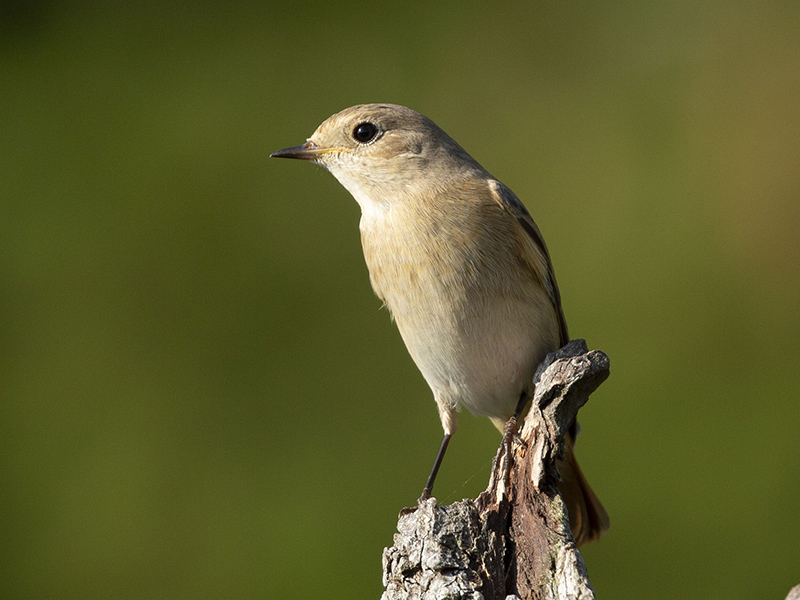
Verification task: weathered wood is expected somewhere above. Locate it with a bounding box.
[381,340,609,600]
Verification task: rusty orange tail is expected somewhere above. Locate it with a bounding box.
[557,433,610,546]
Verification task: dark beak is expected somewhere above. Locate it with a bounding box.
[270,141,325,160]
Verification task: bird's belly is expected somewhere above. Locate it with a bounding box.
[392,293,555,421]
[360,206,560,422]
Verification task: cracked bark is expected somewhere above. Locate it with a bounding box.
[381,339,609,600]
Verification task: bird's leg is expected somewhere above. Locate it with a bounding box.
[419,433,452,501]
[495,391,531,496]
[399,432,452,516]
[506,390,531,442]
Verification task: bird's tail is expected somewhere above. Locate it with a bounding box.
[557,433,610,546]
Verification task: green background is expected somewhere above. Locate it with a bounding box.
[2,1,799,598]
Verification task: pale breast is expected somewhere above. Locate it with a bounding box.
[359,190,561,421]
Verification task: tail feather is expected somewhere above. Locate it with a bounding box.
[557,433,610,546]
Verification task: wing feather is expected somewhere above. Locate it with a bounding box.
[488,180,569,346]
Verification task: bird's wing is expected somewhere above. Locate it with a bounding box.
[488,179,569,346]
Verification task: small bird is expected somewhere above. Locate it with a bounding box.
[271,104,609,545]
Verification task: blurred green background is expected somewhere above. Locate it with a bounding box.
[2,1,799,598]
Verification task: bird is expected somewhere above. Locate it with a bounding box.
[271,103,609,545]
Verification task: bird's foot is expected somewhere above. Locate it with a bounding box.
[486,414,525,503]
[399,489,434,516]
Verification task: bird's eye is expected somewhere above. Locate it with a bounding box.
[353,122,379,144]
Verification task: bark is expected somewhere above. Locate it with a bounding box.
[381,339,609,600]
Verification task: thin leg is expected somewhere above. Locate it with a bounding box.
[420,433,452,500]
[502,390,531,445]
[497,390,531,495]
[513,389,530,421]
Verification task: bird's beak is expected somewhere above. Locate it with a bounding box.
[270,141,329,160]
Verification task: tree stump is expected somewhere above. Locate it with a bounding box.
[381,339,609,600]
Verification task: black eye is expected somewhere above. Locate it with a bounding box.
[353,122,379,143]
